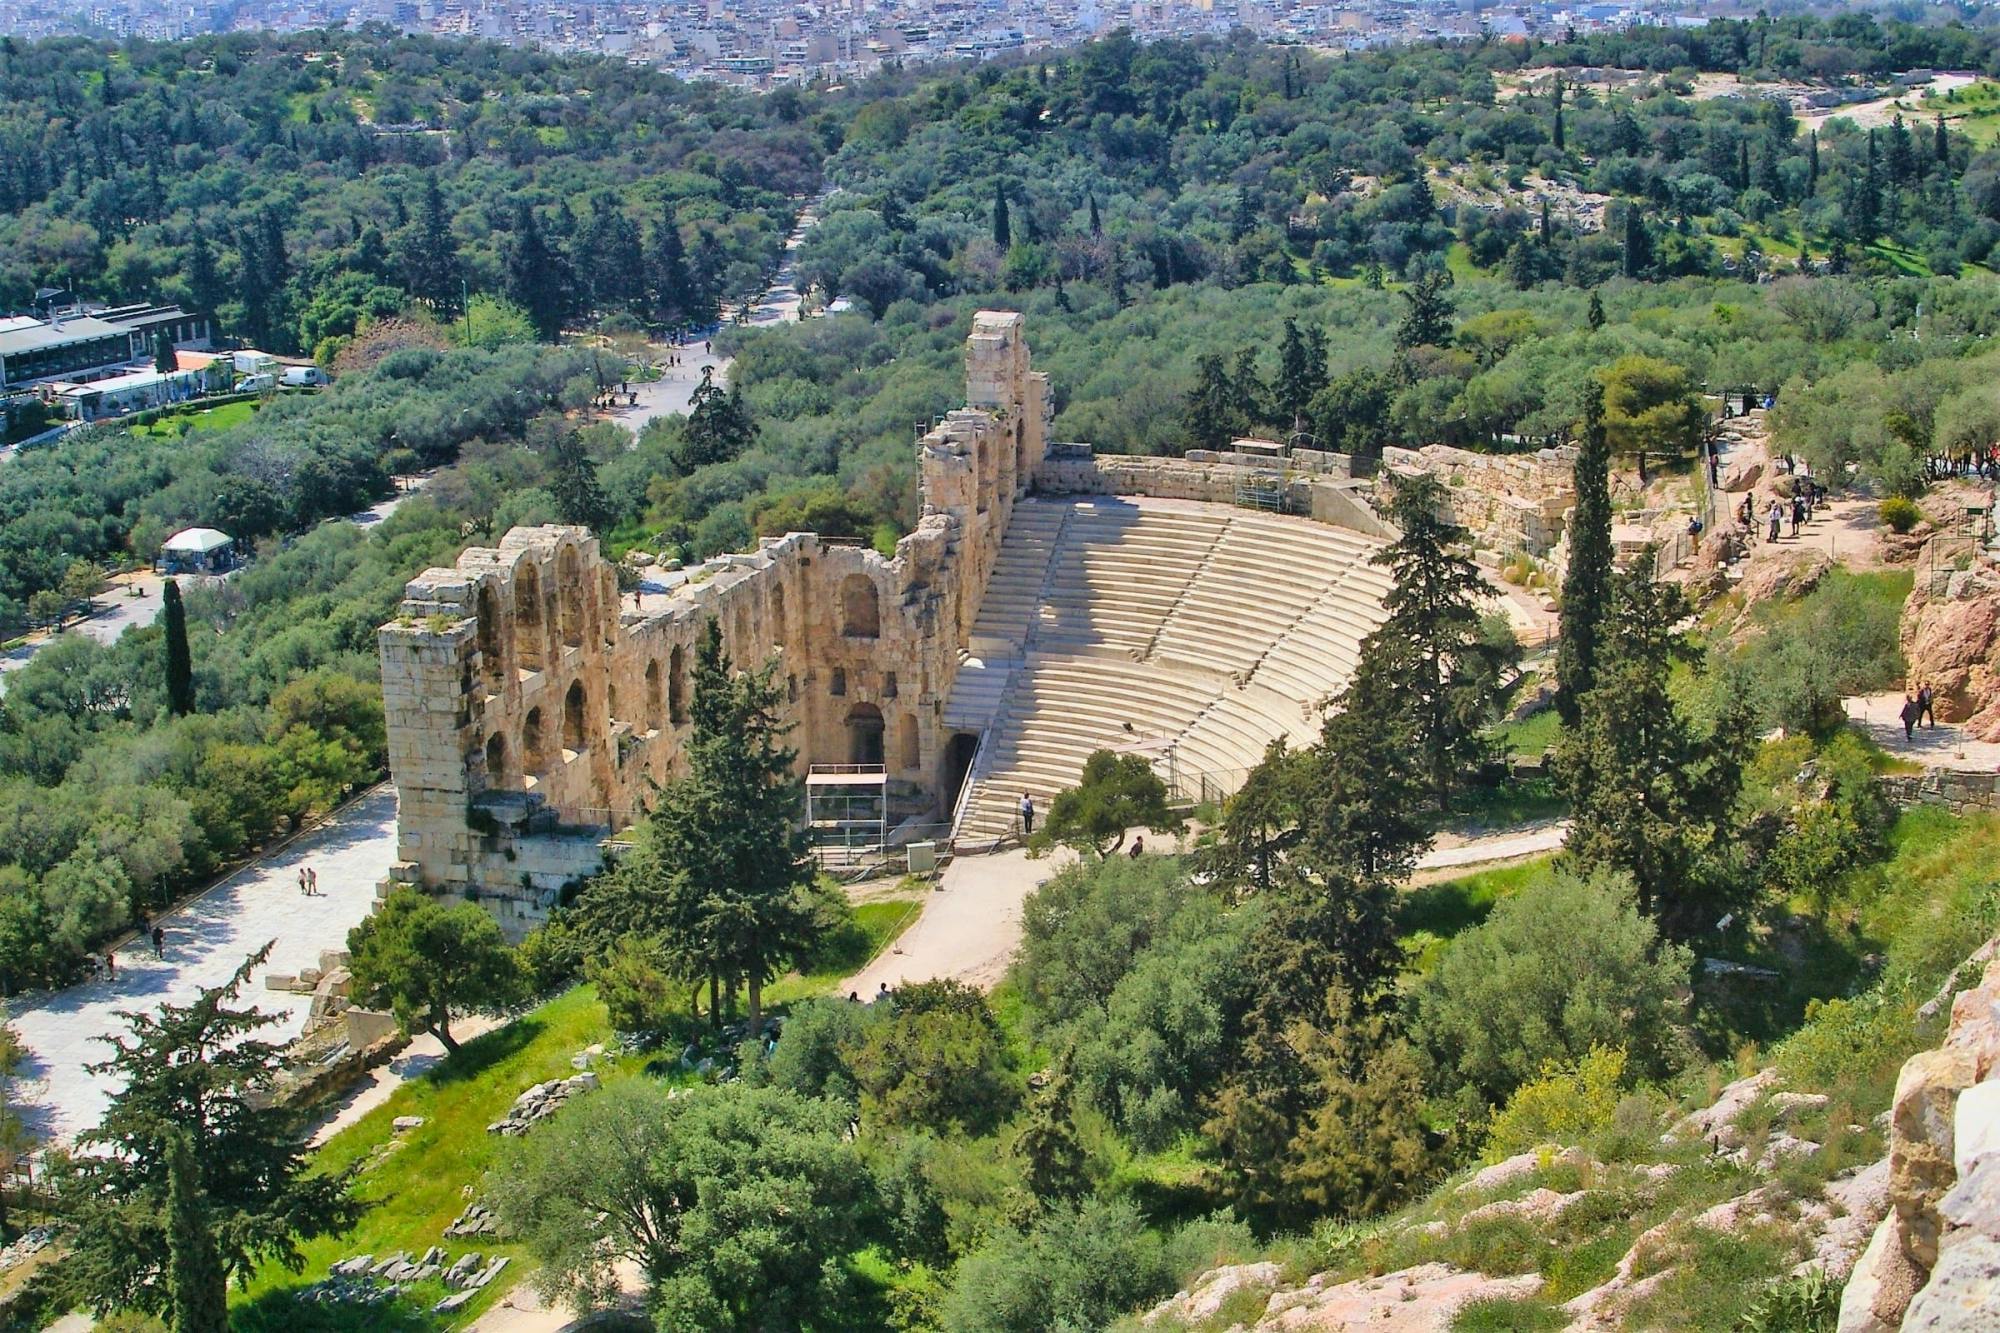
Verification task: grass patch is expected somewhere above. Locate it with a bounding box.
[236,986,622,1323]
[1399,856,1553,942]
[1451,1294,1567,1332]
[764,896,922,1007]
[127,399,260,438]
[1445,775,1567,829]
[1488,706,1561,757]
[1622,1219,1798,1331]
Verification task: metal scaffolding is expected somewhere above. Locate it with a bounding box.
[804,764,888,868]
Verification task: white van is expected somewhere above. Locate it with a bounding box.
[282,366,330,388]
[236,373,277,393]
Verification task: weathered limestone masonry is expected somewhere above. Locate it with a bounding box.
[1381,442,1576,558]
[1034,443,1396,541]
[378,312,1049,931]
[1880,770,2000,817]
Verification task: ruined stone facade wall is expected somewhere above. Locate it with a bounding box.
[378,312,1050,929]
[1381,442,1576,557]
[1033,447,1396,541]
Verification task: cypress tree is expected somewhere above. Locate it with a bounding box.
[1087,192,1102,236]
[505,201,569,342]
[163,578,193,717]
[1552,78,1566,152]
[183,227,219,316]
[992,181,1011,250]
[1936,114,1951,170]
[165,1133,228,1333]
[1555,387,1613,728]
[1587,288,1606,331]
[153,331,176,374]
[1807,131,1820,196]
[646,201,693,330]
[1183,352,1237,450]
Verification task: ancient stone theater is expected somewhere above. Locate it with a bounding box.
[379,312,1406,930]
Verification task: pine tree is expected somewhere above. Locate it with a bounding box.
[182,227,219,316]
[992,181,1011,250]
[1559,567,1751,933]
[1369,473,1516,807]
[163,578,193,717]
[547,433,615,532]
[399,174,462,316]
[1274,318,1326,429]
[165,1133,227,1333]
[1394,268,1455,351]
[676,367,756,472]
[505,201,569,342]
[1010,1045,1089,1220]
[656,621,817,1039]
[1555,387,1612,728]
[52,949,360,1316]
[1182,352,1237,450]
[1587,288,1606,331]
[646,201,693,330]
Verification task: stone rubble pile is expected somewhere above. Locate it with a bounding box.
[445,1200,503,1238]
[486,1070,598,1135]
[0,1227,52,1272]
[319,1246,510,1315]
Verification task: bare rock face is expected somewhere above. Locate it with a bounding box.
[1141,1262,1284,1326]
[1901,1233,2000,1331]
[1256,1264,1542,1331]
[1899,564,2000,734]
[1736,548,1835,609]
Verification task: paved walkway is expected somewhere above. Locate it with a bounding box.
[0,570,163,693]
[1847,692,2000,770]
[1420,820,1569,871]
[8,785,401,1146]
[843,845,1078,996]
[605,195,829,440]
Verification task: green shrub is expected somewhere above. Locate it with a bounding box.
[1485,1046,1629,1159]
[1879,495,1920,534]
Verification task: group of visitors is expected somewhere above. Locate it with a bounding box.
[1901,685,1939,740]
[297,865,322,896]
[1735,479,1823,547]
[1926,449,2000,482]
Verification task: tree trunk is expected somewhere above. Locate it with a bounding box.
[709,971,720,1029]
[747,972,763,1049]
[433,1002,459,1055]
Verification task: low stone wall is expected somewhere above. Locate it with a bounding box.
[1033,446,1395,541]
[1880,770,2000,816]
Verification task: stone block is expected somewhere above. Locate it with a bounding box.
[1956,1082,2000,1179]
[1902,1232,2000,1332]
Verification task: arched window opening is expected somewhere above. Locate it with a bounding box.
[523,707,548,775]
[898,713,920,770]
[563,679,587,754]
[477,583,502,679]
[841,574,879,639]
[557,545,584,648]
[846,703,885,766]
[514,563,544,672]
[669,645,688,724]
[484,731,508,786]
[645,660,664,731]
[830,667,846,698]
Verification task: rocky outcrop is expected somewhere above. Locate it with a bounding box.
[487,1071,599,1135]
[1736,548,1834,611]
[1839,954,2000,1332]
[1899,559,2000,736]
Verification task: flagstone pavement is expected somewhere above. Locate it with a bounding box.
[8,784,401,1146]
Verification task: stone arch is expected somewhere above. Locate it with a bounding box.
[557,544,584,648]
[645,660,664,731]
[669,645,688,724]
[514,560,544,672]
[485,731,509,785]
[897,712,920,771]
[841,574,879,639]
[563,678,588,754]
[523,706,548,775]
[476,582,502,679]
[845,702,885,766]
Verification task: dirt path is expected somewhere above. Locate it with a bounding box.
[1847,692,2000,770]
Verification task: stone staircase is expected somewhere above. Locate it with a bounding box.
[943,497,1394,849]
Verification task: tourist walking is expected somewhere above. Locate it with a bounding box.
[151,925,165,958]
[308,866,320,895]
[1767,500,1783,544]
[298,867,309,896]
[1790,494,1804,537]
[1919,684,1936,729]
[1901,694,1921,741]
[103,949,115,981]
[1018,793,1035,838]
